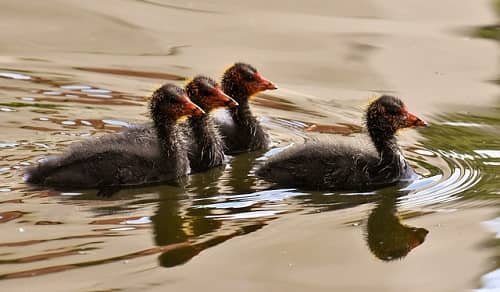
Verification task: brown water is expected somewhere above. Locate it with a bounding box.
[0,1,499,291]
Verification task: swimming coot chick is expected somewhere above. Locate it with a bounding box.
[185,75,238,172]
[25,84,204,192]
[215,62,277,155]
[256,95,427,191]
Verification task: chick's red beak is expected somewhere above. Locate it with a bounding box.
[403,108,427,128]
[213,86,238,108]
[255,72,277,91]
[182,96,205,116]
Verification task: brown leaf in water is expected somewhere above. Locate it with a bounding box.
[0,211,26,223]
[89,216,142,225]
[21,126,60,132]
[254,93,323,117]
[306,123,362,135]
[35,221,63,225]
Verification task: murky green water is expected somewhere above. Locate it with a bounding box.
[0,1,499,291]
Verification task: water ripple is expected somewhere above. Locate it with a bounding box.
[188,145,486,220]
[399,148,483,209]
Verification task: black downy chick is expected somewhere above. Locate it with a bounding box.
[25,84,204,195]
[256,96,427,191]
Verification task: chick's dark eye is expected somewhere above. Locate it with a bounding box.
[243,73,255,82]
[199,86,213,96]
[386,106,401,116]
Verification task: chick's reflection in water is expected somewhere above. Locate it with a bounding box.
[152,184,222,267]
[366,194,429,261]
[151,169,267,268]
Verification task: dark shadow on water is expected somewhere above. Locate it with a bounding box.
[365,189,429,261]
[220,151,268,194]
[43,145,435,268]
[150,173,432,267]
[152,152,270,267]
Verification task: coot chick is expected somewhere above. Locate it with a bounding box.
[216,62,277,154]
[185,76,238,172]
[25,84,204,192]
[256,95,427,191]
